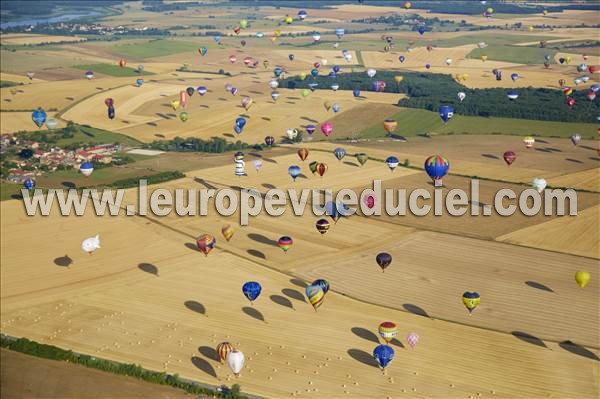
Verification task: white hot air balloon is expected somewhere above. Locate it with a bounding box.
[271,91,280,101]
[321,59,328,66]
[227,350,245,376]
[366,68,377,78]
[445,58,453,66]
[457,92,466,102]
[253,159,263,173]
[478,42,487,48]
[82,234,101,254]
[532,178,547,193]
[286,128,299,141]
[312,32,321,42]
[268,79,279,89]
[331,84,339,91]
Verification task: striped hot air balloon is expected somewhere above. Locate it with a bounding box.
[196,234,216,256]
[315,219,330,235]
[523,136,535,148]
[316,162,328,177]
[221,224,235,242]
[306,284,325,311]
[216,342,234,363]
[378,322,398,344]
[278,236,293,253]
[312,278,330,294]
[298,148,309,161]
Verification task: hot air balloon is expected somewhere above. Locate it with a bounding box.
[507,90,519,100]
[316,162,328,177]
[417,25,427,35]
[119,58,126,68]
[197,86,207,96]
[399,55,406,63]
[462,291,480,314]
[331,83,339,91]
[278,236,293,253]
[45,118,58,130]
[108,106,115,120]
[196,234,216,256]
[532,178,547,193]
[321,122,333,137]
[315,219,330,235]
[242,281,262,303]
[353,88,361,97]
[373,345,394,370]
[180,90,188,108]
[457,92,466,102]
[288,165,301,181]
[373,80,386,92]
[293,148,308,162]
[284,15,293,24]
[31,108,47,128]
[334,147,346,161]
[265,136,275,147]
[511,73,519,82]
[286,128,299,141]
[480,55,488,62]
[309,161,318,174]
[305,284,324,311]
[222,224,235,241]
[503,151,516,166]
[312,32,321,42]
[23,178,36,191]
[425,63,431,70]
[376,252,392,272]
[383,120,398,134]
[136,78,144,87]
[179,111,188,122]
[85,70,94,79]
[424,154,449,186]
[105,98,114,108]
[186,87,195,97]
[587,91,597,101]
[575,271,590,288]
[239,19,248,29]
[270,91,280,102]
[230,87,239,96]
[240,40,246,47]
[378,322,398,344]
[306,125,316,135]
[79,161,94,177]
[26,71,35,80]
[566,96,576,109]
[356,153,368,166]
[241,97,253,111]
[332,103,340,113]
[253,159,262,173]
[562,87,573,96]
[227,350,245,376]
[82,234,100,254]
[406,332,419,349]
[385,156,399,172]
[426,45,433,52]
[570,134,581,146]
[439,105,454,123]
[217,342,234,363]
[404,1,412,9]
[198,47,208,56]
[301,89,310,97]
[523,136,535,148]
[366,68,377,78]
[171,100,180,110]
[298,10,307,20]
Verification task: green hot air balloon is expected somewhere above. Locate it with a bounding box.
[179,111,189,122]
[356,153,368,166]
[309,161,318,174]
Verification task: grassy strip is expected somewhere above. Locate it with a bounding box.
[0,334,250,399]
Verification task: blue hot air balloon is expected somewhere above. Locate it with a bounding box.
[385,156,399,172]
[510,73,519,82]
[438,105,454,123]
[80,161,94,177]
[213,35,221,44]
[332,103,340,113]
[333,65,341,73]
[334,147,346,161]
[197,86,207,95]
[311,68,319,78]
[136,78,144,87]
[353,88,361,97]
[335,28,345,39]
[235,117,247,129]
[242,281,262,303]
[108,106,115,120]
[399,55,406,63]
[507,90,519,100]
[288,165,301,181]
[373,345,394,370]
[417,25,427,35]
[312,279,330,294]
[298,10,307,20]
[424,154,449,186]
[23,178,36,191]
[85,70,94,79]
[31,108,47,128]
[274,67,284,77]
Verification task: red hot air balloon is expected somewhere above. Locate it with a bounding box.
[196,234,216,256]
[316,162,328,177]
[503,151,516,166]
[566,96,576,109]
[119,59,126,68]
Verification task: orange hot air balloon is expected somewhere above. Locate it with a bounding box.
[298,148,309,161]
[383,120,398,134]
[221,224,235,242]
[119,59,126,68]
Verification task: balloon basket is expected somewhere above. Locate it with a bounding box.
[434,180,443,187]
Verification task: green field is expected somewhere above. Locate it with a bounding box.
[359,108,598,138]
[111,38,203,59]
[0,80,19,88]
[72,63,153,77]
[468,44,557,64]
[16,124,142,148]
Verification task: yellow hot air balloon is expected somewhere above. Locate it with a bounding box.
[575,271,590,288]
[284,16,293,24]
[239,19,248,29]
[462,291,480,315]
[394,75,403,84]
[301,89,310,97]
[271,37,277,43]
[171,100,180,110]
[299,72,307,81]
[404,2,412,9]
[221,224,235,242]
[565,56,572,64]
[528,26,534,32]
[274,29,281,37]
[543,10,548,16]
[481,55,488,62]
[306,285,324,311]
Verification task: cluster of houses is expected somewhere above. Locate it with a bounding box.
[16,22,151,36]
[1,135,120,183]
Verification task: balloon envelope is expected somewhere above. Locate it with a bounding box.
[376,252,392,272]
[373,345,394,369]
[288,165,301,181]
[196,234,216,256]
[227,350,245,376]
[242,281,262,302]
[424,154,449,181]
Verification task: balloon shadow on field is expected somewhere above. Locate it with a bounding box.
[481,153,500,160]
[282,288,305,303]
[185,300,206,315]
[11,193,23,200]
[242,306,266,322]
[347,349,379,368]
[184,242,200,252]
[262,183,276,189]
[199,346,218,361]
[535,148,553,153]
[565,158,584,164]
[580,145,595,151]
[249,152,263,158]
[138,263,158,276]
[54,255,73,268]
[390,338,404,348]
[512,331,547,348]
[559,340,599,361]
[590,157,600,161]
[247,249,266,259]
[343,161,359,167]
[247,233,277,246]
[262,157,277,164]
[402,303,429,318]
[351,327,380,344]
[535,139,549,144]
[223,133,235,138]
[191,356,217,377]
[194,178,216,190]
[61,181,76,189]
[270,295,294,310]
[300,116,319,123]
[525,281,553,292]
[289,278,308,288]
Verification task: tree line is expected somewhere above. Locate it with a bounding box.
[144,137,260,153]
[280,71,599,123]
